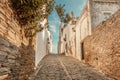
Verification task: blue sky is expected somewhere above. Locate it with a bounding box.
[48,0,87,53]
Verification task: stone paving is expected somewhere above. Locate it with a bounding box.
[34,54,114,80]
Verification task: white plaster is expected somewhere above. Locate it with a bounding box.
[35,28,52,67]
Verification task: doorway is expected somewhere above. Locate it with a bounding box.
[81,42,84,60]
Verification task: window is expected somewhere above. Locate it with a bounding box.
[103,12,111,21]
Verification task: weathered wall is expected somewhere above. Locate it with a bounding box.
[0,0,29,46]
[19,42,35,80]
[59,19,76,57]
[0,0,35,80]
[0,38,35,80]
[35,28,52,67]
[60,25,69,54]
[90,0,119,29]
[66,21,76,57]
[84,10,120,79]
[0,38,20,80]
[75,1,91,60]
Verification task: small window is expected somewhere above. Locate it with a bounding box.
[104,12,111,20]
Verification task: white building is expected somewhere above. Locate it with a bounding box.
[35,18,52,67]
[59,0,119,60]
[35,28,52,66]
[59,16,77,58]
[75,0,119,60]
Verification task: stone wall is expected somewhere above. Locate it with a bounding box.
[19,42,35,80]
[0,0,29,47]
[0,0,35,80]
[0,38,35,80]
[0,38,20,80]
[84,10,120,79]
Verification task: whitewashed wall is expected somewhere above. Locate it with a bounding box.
[59,20,76,57]
[90,0,119,29]
[75,1,91,60]
[36,30,45,66]
[35,28,52,66]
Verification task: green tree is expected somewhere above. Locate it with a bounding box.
[55,4,72,24]
[10,0,55,37]
[55,4,65,23]
[64,13,71,24]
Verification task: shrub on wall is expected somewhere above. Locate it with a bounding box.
[9,0,54,37]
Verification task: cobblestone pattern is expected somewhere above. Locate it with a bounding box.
[34,54,114,80]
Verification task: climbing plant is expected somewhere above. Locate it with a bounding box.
[9,0,55,37]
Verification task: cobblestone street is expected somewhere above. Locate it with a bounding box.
[34,54,113,80]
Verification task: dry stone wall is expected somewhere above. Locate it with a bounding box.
[0,0,35,80]
[0,0,28,46]
[84,10,120,79]
[0,38,20,80]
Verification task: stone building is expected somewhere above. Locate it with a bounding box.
[84,9,120,80]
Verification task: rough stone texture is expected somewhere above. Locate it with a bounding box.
[84,10,120,79]
[0,1,35,80]
[19,43,35,80]
[0,37,20,80]
[0,37,35,80]
[0,0,29,46]
[34,54,114,80]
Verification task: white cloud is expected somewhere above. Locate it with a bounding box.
[49,17,61,25]
[49,25,56,33]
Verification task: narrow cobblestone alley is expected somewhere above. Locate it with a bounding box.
[34,54,114,80]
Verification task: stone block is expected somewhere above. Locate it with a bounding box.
[7,55,16,59]
[0,37,9,46]
[8,59,15,64]
[0,51,7,61]
[0,68,10,75]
